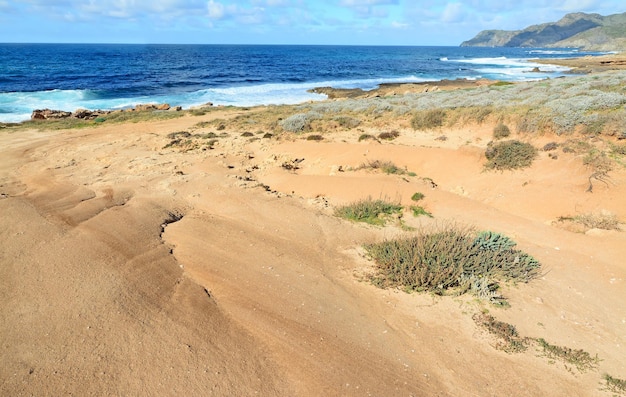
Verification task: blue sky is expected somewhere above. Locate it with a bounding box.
[0,1,623,45]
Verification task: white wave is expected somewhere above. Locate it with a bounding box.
[0,76,437,122]
[526,49,580,55]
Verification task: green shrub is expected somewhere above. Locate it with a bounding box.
[411,192,425,201]
[493,123,511,139]
[411,109,446,130]
[410,206,432,218]
[485,140,538,170]
[334,198,403,226]
[365,224,540,299]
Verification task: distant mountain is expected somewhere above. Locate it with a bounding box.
[461,12,626,51]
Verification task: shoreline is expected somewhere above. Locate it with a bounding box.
[2,51,625,396]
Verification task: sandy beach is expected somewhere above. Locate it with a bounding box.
[1,57,626,396]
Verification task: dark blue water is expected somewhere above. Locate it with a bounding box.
[0,44,607,122]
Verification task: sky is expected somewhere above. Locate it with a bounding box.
[0,1,624,46]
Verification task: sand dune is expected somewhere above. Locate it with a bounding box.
[1,88,625,396]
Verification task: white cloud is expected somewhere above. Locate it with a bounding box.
[391,20,409,29]
[441,3,466,23]
[207,0,225,19]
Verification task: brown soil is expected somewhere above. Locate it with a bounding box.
[1,76,625,396]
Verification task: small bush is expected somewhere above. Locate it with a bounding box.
[335,116,361,128]
[166,131,192,139]
[306,134,324,141]
[411,192,425,202]
[571,212,620,230]
[378,131,400,140]
[485,140,538,170]
[358,134,378,142]
[360,160,406,175]
[543,142,558,151]
[280,113,309,133]
[334,198,403,226]
[365,224,540,298]
[410,206,432,218]
[411,109,446,130]
[241,131,254,137]
[493,123,511,139]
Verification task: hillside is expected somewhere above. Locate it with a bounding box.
[461,11,626,51]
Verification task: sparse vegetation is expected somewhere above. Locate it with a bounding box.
[378,130,400,140]
[410,205,432,218]
[485,140,538,170]
[603,374,626,395]
[358,134,378,142]
[493,123,511,139]
[306,134,324,141]
[334,116,361,128]
[411,109,446,130]
[365,224,540,301]
[558,212,621,231]
[358,160,407,175]
[411,192,425,201]
[536,338,600,373]
[334,198,403,226]
[473,313,530,353]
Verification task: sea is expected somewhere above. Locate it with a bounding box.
[0,44,611,123]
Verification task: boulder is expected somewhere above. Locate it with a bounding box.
[31,109,72,120]
[73,109,94,119]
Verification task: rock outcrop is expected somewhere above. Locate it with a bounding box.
[30,103,179,121]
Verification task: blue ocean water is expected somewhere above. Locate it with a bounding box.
[0,44,608,123]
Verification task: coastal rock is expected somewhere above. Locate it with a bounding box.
[134,103,171,111]
[31,109,72,120]
[134,104,157,111]
[73,109,95,119]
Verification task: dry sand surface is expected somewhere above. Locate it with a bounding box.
[2,78,626,396]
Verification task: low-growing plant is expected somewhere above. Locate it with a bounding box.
[365,224,540,299]
[561,212,621,231]
[493,123,511,139]
[473,313,530,353]
[411,192,425,201]
[334,198,403,226]
[535,338,599,373]
[411,109,446,130]
[484,140,538,170]
[241,131,254,137]
[306,134,324,141]
[410,205,432,218]
[359,160,406,175]
[603,374,626,395]
[543,142,558,151]
[358,134,378,142]
[378,131,400,140]
[334,116,361,128]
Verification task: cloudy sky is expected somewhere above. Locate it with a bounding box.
[0,0,623,45]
